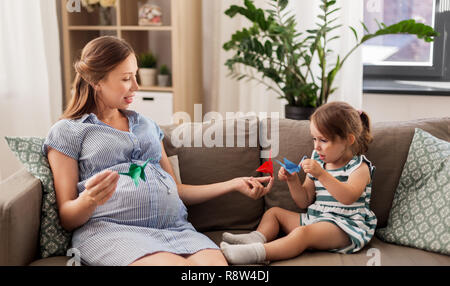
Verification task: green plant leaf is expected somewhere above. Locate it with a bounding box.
[278,0,288,11]
[349,26,358,42]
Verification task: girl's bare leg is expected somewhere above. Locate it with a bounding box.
[264,221,351,261]
[256,207,301,242]
[221,221,351,264]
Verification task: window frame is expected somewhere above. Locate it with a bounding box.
[363,0,450,81]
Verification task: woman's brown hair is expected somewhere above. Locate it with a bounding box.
[61,36,135,120]
[310,101,373,155]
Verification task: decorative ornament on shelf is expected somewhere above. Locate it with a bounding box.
[138,1,163,26]
[81,0,116,25]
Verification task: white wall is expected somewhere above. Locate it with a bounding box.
[362,93,450,123]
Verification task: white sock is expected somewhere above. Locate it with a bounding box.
[220,242,266,265]
[222,231,267,245]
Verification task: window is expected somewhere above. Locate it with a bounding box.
[362,0,450,81]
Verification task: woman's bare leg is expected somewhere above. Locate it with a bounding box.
[264,221,351,261]
[185,249,228,266]
[129,252,194,266]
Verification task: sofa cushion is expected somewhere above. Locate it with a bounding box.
[161,117,264,231]
[4,136,71,259]
[367,118,450,227]
[376,128,449,255]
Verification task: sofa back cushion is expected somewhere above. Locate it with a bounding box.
[262,117,450,228]
[161,117,264,231]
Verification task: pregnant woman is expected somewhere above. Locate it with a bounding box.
[44,36,273,266]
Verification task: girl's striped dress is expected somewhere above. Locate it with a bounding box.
[301,150,378,254]
[43,110,218,266]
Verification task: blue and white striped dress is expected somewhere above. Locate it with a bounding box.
[300,150,378,254]
[42,110,218,266]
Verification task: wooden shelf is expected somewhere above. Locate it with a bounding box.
[120,26,172,31]
[139,86,174,92]
[68,26,173,31]
[68,25,118,30]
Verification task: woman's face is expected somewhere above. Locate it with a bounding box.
[97,53,139,110]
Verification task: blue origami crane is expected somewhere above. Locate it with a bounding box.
[275,155,308,174]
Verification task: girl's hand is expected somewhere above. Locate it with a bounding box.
[82,170,119,206]
[278,167,297,182]
[233,176,274,200]
[301,159,325,179]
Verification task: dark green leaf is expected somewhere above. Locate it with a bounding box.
[278,0,288,11]
[349,26,358,42]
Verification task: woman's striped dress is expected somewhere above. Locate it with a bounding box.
[43,110,218,266]
[300,150,378,254]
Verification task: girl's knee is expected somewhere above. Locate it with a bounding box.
[265,206,282,217]
[289,226,310,239]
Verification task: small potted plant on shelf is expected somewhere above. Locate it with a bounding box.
[223,0,439,120]
[157,64,171,87]
[138,51,157,86]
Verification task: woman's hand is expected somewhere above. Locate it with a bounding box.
[81,170,119,206]
[278,167,298,182]
[232,176,274,200]
[301,159,325,179]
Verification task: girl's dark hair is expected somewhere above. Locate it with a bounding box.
[310,101,373,155]
[61,36,135,120]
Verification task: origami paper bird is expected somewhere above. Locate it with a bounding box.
[256,149,274,177]
[119,158,151,186]
[276,155,308,174]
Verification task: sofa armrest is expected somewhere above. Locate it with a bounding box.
[0,168,42,266]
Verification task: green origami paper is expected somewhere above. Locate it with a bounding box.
[119,158,151,186]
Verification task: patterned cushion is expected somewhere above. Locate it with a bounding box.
[5,136,71,258]
[376,128,450,255]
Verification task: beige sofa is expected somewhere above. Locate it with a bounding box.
[1,117,449,266]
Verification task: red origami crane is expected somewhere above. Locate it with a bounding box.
[256,149,273,177]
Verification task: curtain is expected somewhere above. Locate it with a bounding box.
[202,0,364,116]
[0,0,62,180]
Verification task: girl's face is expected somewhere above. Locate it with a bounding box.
[96,53,139,111]
[310,120,354,164]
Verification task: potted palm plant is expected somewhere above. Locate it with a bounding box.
[223,0,439,119]
[138,51,157,86]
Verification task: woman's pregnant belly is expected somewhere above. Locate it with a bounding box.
[87,163,186,228]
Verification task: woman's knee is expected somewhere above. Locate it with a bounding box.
[129,252,192,266]
[187,249,228,266]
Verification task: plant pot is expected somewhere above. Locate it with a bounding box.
[285,105,316,120]
[138,68,157,86]
[157,75,170,87]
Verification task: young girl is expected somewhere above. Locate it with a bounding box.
[220,101,377,264]
[44,36,273,266]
